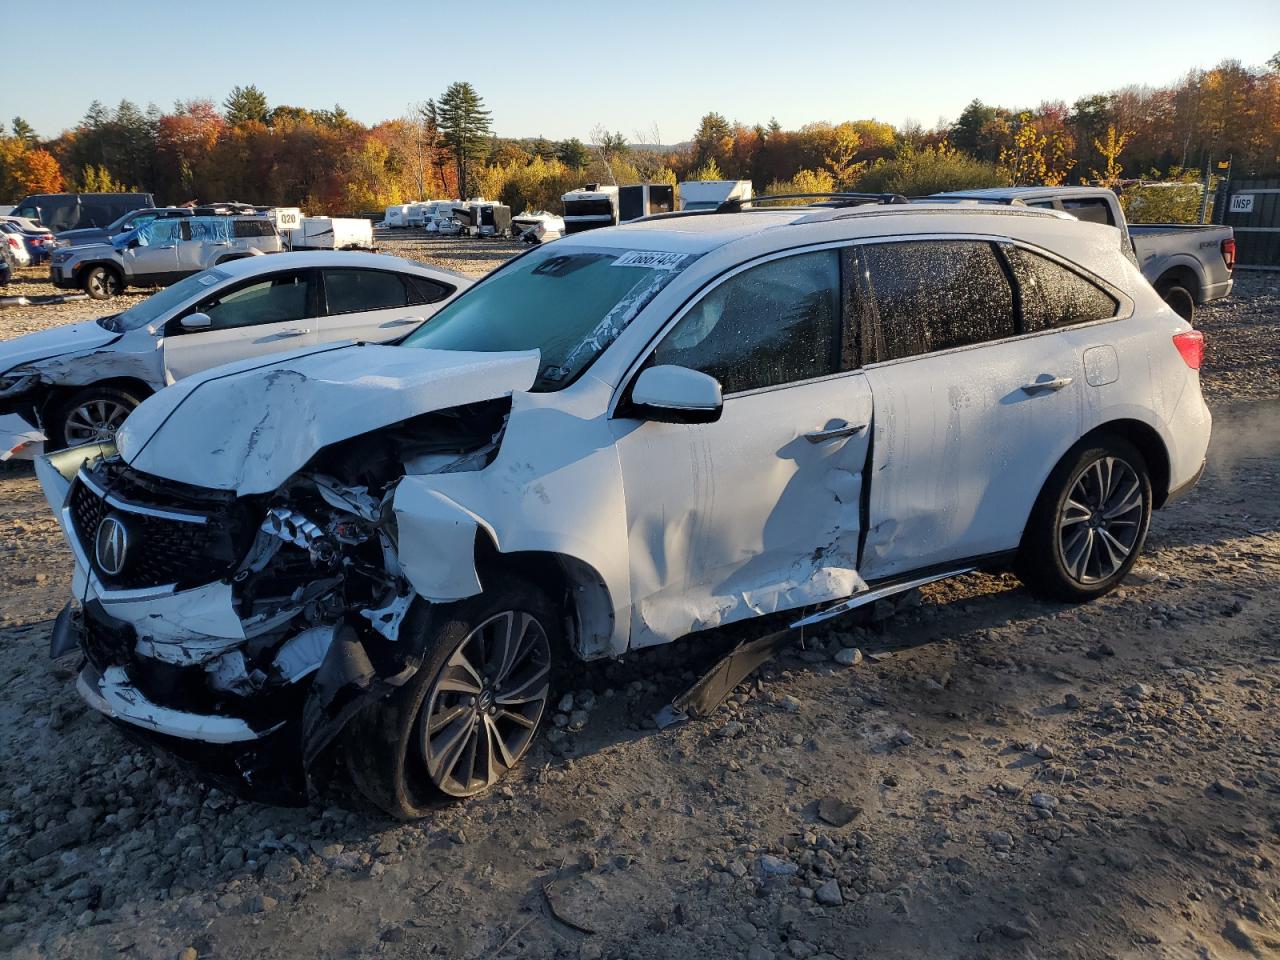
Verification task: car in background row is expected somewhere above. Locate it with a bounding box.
[937,186,1234,321]
[0,251,469,448]
[0,219,56,264]
[10,192,156,234]
[49,215,283,299]
[0,224,32,267]
[55,207,196,248]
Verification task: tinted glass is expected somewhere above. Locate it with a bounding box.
[402,244,693,391]
[196,272,310,330]
[859,240,1015,362]
[653,250,841,395]
[1007,246,1119,331]
[1061,198,1114,226]
[105,268,232,331]
[324,269,408,314]
[406,275,450,305]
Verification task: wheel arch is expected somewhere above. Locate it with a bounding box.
[473,532,617,662]
[73,259,124,285]
[38,376,155,425]
[1153,262,1202,303]
[1078,419,1172,508]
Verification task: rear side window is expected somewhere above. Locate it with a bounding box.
[1060,197,1115,226]
[1006,246,1118,331]
[652,250,841,395]
[232,219,275,238]
[324,269,410,315]
[858,240,1016,363]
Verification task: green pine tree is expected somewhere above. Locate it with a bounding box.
[437,82,492,196]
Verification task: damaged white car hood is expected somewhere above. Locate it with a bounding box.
[116,343,541,494]
[0,320,119,373]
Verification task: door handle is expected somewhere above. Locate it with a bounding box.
[154,245,175,250]
[1020,376,1074,394]
[271,328,310,338]
[805,420,867,444]
[380,317,423,328]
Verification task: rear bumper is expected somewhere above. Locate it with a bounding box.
[1201,277,1233,302]
[1162,457,1206,507]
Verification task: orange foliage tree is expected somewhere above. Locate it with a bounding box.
[16,149,63,193]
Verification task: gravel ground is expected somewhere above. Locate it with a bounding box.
[0,246,1277,960]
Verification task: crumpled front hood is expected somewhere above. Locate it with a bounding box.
[0,321,120,374]
[117,343,541,495]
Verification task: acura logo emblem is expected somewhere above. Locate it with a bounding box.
[94,515,130,576]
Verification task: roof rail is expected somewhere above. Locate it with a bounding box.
[716,192,908,213]
[910,195,1026,206]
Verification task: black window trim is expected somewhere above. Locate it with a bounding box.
[318,267,454,318]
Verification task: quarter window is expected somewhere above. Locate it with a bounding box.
[1006,246,1118,330]
[858,240,1016,363]
[1060,197,1115,226]
[652,250,841,395]
[194,271,310,330]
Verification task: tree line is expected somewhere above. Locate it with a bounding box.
[1,55,1277,218]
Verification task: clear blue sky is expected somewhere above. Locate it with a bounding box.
[4,0,1277,141]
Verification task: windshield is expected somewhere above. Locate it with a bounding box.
[400,244,696,390]
[99,268,231,332]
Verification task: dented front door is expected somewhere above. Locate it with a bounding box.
[611,248,872,648]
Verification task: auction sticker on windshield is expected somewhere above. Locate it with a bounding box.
[611,251,688,270]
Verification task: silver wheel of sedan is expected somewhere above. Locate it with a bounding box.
[1057,456,1144,584]
[63,398,132,445]
[419,610,551,797]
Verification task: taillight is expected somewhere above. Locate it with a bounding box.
[1173,330,1204,370]
[6,237,18,249]
[1220,237,1236,271]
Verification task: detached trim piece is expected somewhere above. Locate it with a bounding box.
[789,566,977,629]
[78,664,280,744]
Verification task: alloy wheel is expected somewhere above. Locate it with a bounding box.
[87,270,119,298]
[418,610,551,797]
[1057,456,1144,584]
[64,399,131,445]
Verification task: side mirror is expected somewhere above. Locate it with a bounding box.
[629,365,723,424]
[180,312,212,330]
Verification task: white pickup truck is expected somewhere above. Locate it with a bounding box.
[937,187,1235,320]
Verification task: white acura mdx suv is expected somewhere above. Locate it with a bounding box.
[38,196,1211,817]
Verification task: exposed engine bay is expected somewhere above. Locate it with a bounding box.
[52,398,512,798]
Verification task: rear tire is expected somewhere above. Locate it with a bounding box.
[343,579,556,819]
[1158,282,1195,322]
[1016,436,1152,603]
[48,385,144,450]
[82,265,123,300]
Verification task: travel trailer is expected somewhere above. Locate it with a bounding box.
[678,179,753,211]
[287,217,375,251]
[562,185,619,234]
[619,184,676,222]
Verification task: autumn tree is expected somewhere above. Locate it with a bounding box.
[224,85,270,125]
[1089,124,1129,188]
[16,149,63,193]
[437,82,491,196]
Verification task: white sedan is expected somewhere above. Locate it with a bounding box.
[0,251,471,450]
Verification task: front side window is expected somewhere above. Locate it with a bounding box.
[324,269,409,315]
[105,268,231,331]
[401,245,695,390]
[194,271,310,331]
[858,240,1016,363]
[1006,246,1119,331]
[652,250,842,395]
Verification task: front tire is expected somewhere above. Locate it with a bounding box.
[344,580,556,819]
[49,385,144,449]
[82,265,123,300]
[1016,436,1152,602]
